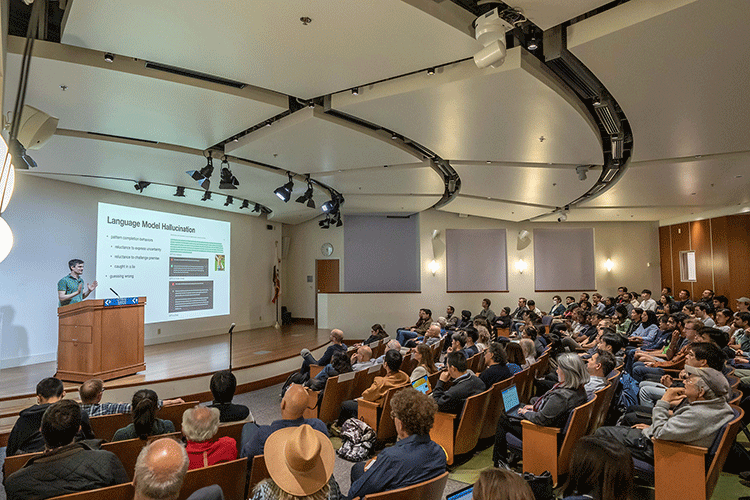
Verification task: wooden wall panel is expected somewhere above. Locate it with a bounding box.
[670,223,692,298]
[727,214,750,303]
[710,217,731,301]
[690,219,713,299]
[658,226,673,292]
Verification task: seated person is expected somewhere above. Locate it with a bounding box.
[336,349,410,427]
[362,323,389,346]
[584,350,616,398]
[631,317,701,383]
[473,298,497,325]
[419,323,443,347]
[5,400,128,500]
[519,339,536,368]
[306,351,352,392]
[455,309,473,331]
[182,406,237,470]
[595,365,734,464]
[549,295,566,318]
[299,329,347,375]
[493,353,588,468]
[346,389,446,500]
[444,305,459,330]
[504,342,525,375]
[560,436,633,500]
[396,308,433,345]
[7,377,94,456]
[241,384,327,461]
[494,306,513,331]
[432,352,485,414]
[80,378,184,417]
[250,425,340,500]
[472,468,535,500]
[134,438,223,500]
[207,370,251,422]
[410,343,439,383]
[480,342,513,389]
[445,331,469,358]
[473,319,491,350]
[350,345,377,371]
[375,339,406,363]
[112,389,176,441]
[629,310,659,345]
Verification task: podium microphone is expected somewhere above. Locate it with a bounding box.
[110,288,121,298]
[228,323,236,371]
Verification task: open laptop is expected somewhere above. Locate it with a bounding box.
[411,374,431,394]
[446,484,473,500]
[502,385,524,417]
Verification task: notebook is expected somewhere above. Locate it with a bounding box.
[445,484,473,500]
[502,385,523,415]
[411,374,431,394]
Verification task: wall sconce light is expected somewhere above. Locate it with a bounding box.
[515,259,527,274]
[605,259,614,272]
[428,259,439,275]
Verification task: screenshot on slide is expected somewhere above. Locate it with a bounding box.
[96,202,230,323]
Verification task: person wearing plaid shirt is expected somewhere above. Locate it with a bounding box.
[79,379,183,416]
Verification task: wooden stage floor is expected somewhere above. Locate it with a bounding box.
[0,324,331,399]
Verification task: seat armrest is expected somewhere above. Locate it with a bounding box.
[357,398,381,429]
[521,420,561,480]
[652,439,707,500]
[429,412,457,465]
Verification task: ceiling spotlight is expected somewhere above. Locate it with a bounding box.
[274,173,294,202]
[334,212,343,227]
[427,67,435,75]
[252,203,261,213]
[104,52,115,63]
[473,8,513,69]
[224,195,233,206]
[391,133,398,140]
[219,158,239,189]
[134,181,150,193]
[319,217,330,229]
[186,152,214,190]
[295,179,316,209]
[9,139,37,169]
[308,100,315,108]
[174,186,186,197]
[201,191,212,202]
[321,199,337,213]
[239,200,250,209]
[557,212,568,223]
[576,165,589,181]
[351,87,359,95]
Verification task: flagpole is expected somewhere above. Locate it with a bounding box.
[274,240,281,329]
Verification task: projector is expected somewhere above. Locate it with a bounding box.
[473,8,514,69]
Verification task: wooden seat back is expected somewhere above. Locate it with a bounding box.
[157,401,200,433]
[247,454,270,493]
[215,421,245,454]
[318,371,356,423]
[585,382,612,435]
[178,457,247,500]
[3,450,41,479]
[705,406,744,499]
[512,366,534,404]
[50,482,135,500]
[521,395,597,484]
[353,364,383,398]
[454,386,492,456]
[101,437,150,480]
[358,383,409,441]
[495,327,510,338]
[467,352,482,373]
[401,353,418,375]
[480,377,514,440]
[310,364,324,378]
[89,401,199,441]
[357,471,449,500]
[533,351,550,378]
[427,370,441,391]
[373,340,387,359]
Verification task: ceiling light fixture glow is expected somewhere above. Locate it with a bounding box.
[274,173,294,202]
[186,152,214,190]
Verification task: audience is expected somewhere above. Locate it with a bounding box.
[182,406,237,470]
[300,329,347,376]
[493,353,588,468]
[134,437,222,500]
[207,370,250,422]
[112,389,176,441]
[504,342,525,374]
[410,343,438,383]
[584,350,615,398]
[241,384,328,461]
[350,345,376,371]
[7,377,93,456]
[306,351,353,392]
[346,389,446,499]
[479,342,512,389]
[519,339,536,368]
[5,399,128,500]
[432,351,485,414]
[473,298,496,324]
[560,436,633,500]
[362,323,389,345]
[79,378,184,417]
[250,424,340,500]
[396,308,432,345]
[472,468,534,500]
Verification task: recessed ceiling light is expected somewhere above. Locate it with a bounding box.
[736,175,743,178]
[427,68,435,75]
[486,161,492,164]
[351,87,359,95]
[300,16,312,25]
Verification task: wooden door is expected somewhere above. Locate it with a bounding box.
[315,259,339,326]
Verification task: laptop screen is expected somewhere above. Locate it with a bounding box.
[446,485,473,500]
[502,385,521,413]
[412,375,430,394]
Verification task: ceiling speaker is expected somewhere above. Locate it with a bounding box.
[17,105,59,150]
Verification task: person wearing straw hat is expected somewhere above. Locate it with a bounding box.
[250,424,340,500]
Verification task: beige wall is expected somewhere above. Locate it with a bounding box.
[284,208,661,336]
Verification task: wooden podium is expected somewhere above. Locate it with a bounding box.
[56,297,146,382]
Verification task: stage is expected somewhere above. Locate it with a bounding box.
[0,323,331,400]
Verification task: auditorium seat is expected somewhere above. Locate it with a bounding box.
[512,366,534,405]
[633,405,744,500]
[247,454,270,494]
[479,377,514,440]
[178,457,247,500]
[429,386,492,465]
[88,400,198,441]
[513,395,597,485]
[358,383,410,442]
[352,471,449,500]
[49,482,135,500]
[586,377,619,435]
[215,421,246,454]
[353,364,384,398]
[303,371,356,424]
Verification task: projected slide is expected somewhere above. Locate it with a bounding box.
[96,202,230,323]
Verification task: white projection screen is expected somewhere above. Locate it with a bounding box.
[533,228,595,291]
[96,202,230,324]
[446,229,508,292]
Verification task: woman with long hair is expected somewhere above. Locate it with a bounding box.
[504,342,525,375]
[630,310,659,344]
[306,351,352,392]
[473,468,534,500]
[363,323,389,345]
[112,389,175,441]
[560,436,633,500]
[410,343,438,382]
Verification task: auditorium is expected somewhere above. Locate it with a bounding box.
[0,0,749,499]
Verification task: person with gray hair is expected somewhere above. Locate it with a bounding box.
[182,406,237,470]
[493,353,589,468]
[134,438,224,500]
